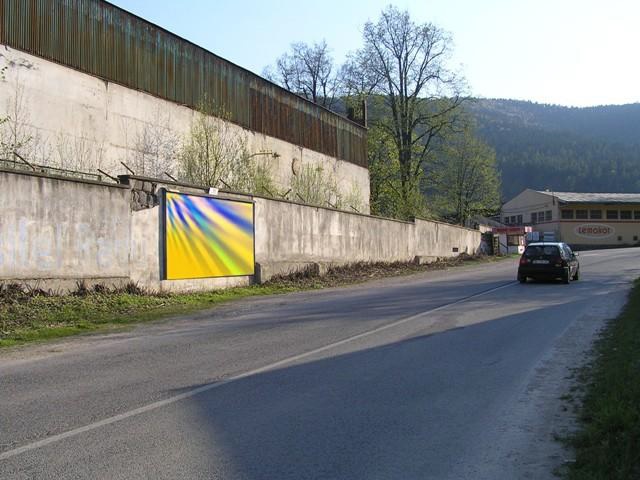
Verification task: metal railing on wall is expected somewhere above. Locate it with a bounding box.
[0,153,104,182]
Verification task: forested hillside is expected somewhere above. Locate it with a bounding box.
[467,99,640,199]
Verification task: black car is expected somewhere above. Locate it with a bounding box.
[517,242,580,284]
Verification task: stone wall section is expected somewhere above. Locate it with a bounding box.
[0,45,371,213]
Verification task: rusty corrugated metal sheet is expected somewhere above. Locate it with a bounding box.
[0,0,368,168]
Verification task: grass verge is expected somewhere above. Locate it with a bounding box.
[0,284,295,348]
[563,278,640,479]
[0,254,510,348]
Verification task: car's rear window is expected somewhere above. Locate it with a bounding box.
[524,245,560,257]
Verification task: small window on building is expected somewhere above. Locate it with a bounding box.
[575,209,588,219]
[620,210,632,220]
[618,236,623,241]
[561,209,574,219]
[510,216,516,224]
[531,212,537,224]
[634,211,640,220]
[504,216,510,224]
[590,209,602,219]
[607,210,619,220]
[538,211,545,222]
[634,235,638,242]
[517,214,523,225]
[545,210,552,221]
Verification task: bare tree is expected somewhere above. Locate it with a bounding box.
[0,75,35,162]
[129,114,179,178]
[263,40,340,108]
[344,6,466,219]
[340,51,381,99]
[52,133,106,173]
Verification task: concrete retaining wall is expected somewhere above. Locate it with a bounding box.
[0,169,482,292]
[0,44,370,212]
[0,169,131,291]
[253,197,481,280]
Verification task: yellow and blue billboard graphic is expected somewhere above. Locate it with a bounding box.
[163,191,255,280]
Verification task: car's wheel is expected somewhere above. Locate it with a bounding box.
[572,269,580,281]
[562,269,571,284]
[518,274,527,283]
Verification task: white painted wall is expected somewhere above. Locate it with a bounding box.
[0,45,370,212]
[501,189,560,226]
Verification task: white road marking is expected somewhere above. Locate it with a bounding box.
[0,281,516,461]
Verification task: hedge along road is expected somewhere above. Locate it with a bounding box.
[1,248,638,479]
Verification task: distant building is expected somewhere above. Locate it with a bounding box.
[501,189,640,248]
[491,226,533,255]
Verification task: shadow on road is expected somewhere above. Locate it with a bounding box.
[172,292,599,479]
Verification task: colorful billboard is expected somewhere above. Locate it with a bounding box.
[163,191,255,280]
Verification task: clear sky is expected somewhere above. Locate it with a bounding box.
[110,0,640,107]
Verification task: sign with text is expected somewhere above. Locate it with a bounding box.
[574,224,615,239]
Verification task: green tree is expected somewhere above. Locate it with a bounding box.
[344,6,465,219]
[367,121,430,219]
[429,126,501,225]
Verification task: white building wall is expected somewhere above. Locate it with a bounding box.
[501,189,562,240]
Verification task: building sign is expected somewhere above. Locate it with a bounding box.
[574,224,615,239]
[492,226,532,235]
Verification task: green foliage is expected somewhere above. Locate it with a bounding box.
[0,282,297,347]
[368,124,430,219]
[428,125,501,224]
[228,153,281,198]
[178,99,249,187]
[471,99,640,147]
[337,182,365,213]
[177,99,280,197]
[346,7,464,219]
[290,164,340,207]
[469,99,640,199]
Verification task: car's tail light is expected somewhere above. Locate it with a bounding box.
[520,257,528,265]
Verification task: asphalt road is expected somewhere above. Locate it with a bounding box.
[1,248,638,479]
